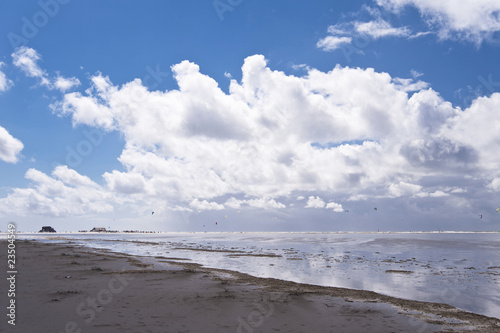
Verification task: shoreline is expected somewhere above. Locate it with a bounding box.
[1,240,500,332]
[7,230,500,234]
[14,231,500,320]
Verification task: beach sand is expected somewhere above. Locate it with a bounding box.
[1,240,499,332]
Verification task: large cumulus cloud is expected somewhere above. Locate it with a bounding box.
[1,54,499,223]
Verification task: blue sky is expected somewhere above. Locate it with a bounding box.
[1,0,500,232]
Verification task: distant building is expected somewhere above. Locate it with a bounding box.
[39,226,56,233]
[90,227,107,232]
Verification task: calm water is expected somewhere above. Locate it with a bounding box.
[18,232,500,319]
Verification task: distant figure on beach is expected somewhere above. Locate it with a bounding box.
[479,214,483,219]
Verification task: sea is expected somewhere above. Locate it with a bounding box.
[18,231,500,319]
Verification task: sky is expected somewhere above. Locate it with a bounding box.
[1,0,500,232]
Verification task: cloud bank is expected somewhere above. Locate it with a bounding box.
[1,53,499,224]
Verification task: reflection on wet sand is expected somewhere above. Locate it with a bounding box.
[20,232,500,319]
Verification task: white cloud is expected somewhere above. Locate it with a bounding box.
[0,167,112,217]
[12,46,48,82]
[355,18,410,38]
[317,13,415,53]
[103,170,152,195]
[49,54,494,210]
[52,165,99,188]
[408,31,433,39]
[0,62,14,92]
[327,25,350,35]
[316,36,352,51]
[430,190,449,197]
[414,188,454,198]
[488,178,500,192]
[318,1,500,49]
[246,198,286,209]
[54,75,117,129]
[392,77,429,92]
[291,64,310,71]
[12,47,80,92]
[0,125,23,163]
[325,201,344,212]
[410,69,424,79]
[224,197,285,209]
[305,196,326,208]
[3,52,500,220]
[347,194,368,201]
[377,0,500,44]
[224,197,243,209]
[441,93,500,169]
[53,75,81,92]
[304,197,343,212]
[190,198,224,211]
[388,182,423,197]
[170,205,193,212]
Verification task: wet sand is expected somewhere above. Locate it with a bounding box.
[1,240,499,332]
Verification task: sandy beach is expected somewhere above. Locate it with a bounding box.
[1,240,499,333]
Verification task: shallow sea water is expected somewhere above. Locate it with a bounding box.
[19,232,500,319]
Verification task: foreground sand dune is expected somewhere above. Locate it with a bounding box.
[1,240,499,332]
